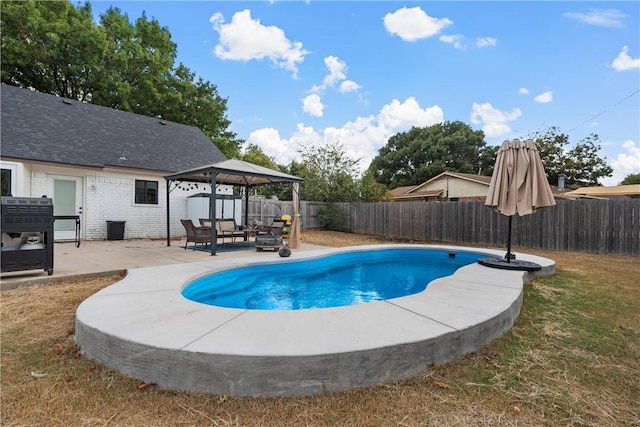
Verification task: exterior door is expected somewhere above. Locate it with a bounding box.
[49,176,83,241]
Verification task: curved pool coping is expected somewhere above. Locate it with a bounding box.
[75,244,554,396]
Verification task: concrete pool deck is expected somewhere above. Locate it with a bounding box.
[74,244,555,397]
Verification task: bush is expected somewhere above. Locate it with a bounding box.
[317,203,349,231]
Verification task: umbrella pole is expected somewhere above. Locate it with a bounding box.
[505,215,513,263]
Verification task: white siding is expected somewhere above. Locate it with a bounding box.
[16,162,221,241]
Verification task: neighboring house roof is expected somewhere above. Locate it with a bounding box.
[430,171,492,186]
[390,187,443,201]
[564,184,640,198]
[0,84,226,173]
[389,185,419,198]
[390,171,491,201]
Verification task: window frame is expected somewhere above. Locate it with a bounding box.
[0,161,21,197]
[134,179,159,205]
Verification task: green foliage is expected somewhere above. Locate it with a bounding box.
[358,169,390,201]
[240,144,278,169]
[240,144,288,199]
[298,141,360,202]
[368,121,490,188]
[0,0,241,157]
[317,203,349,231]
[1,0,106,100]
[529,127,613,186]
[620,173,640,185]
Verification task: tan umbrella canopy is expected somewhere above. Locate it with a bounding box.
[480,139,556,271]
[485,139,556,216]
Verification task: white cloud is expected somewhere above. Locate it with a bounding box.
[247,98,444,174]
[439,34,466,50]
[600,140,640,185]
[470,102,522,137]
[519,87,529,95]
[534,91,553,103]
[383,7,452,42]
[563,9,626,28]
[311,56,361,94]
[301,94,325,117]
[476,37,497,48]
[339,80,361,94]
[321,56,347,88]
[245,127,294,165]
[377,97,443,134]
[612,46,640,71]
[210,10,309,78]
[306,56,361,116]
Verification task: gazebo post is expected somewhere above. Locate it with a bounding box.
[243,184,250,242]
[166,179,171,247]
[210,174,217,255]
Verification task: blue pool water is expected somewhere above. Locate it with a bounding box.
[182,248,483,310]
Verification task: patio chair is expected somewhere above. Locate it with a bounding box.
[255,219,285,252]
[180,219,211,251]
[215,218,246,243]
[269,219,285,236]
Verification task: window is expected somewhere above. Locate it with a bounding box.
[135,180,158,204]
[1,169,12,196]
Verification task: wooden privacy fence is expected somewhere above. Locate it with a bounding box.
[247,197,325,229]
[246,197,639,255]
[336,199,639,256]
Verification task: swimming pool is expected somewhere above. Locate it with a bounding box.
[75,244,555,396]
[183,248,483,310]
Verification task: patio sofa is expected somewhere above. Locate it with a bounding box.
[215,218,246,244]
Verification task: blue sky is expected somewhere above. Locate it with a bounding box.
[90,1,640,185]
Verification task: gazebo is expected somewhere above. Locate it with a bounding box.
[164,159,304,255]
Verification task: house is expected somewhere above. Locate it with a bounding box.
[1,83,227,241]
[561,184,640,199]
[390,171,492,202]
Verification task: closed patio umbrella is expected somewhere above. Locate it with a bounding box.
[480,139,556,271]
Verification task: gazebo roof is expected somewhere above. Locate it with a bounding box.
[164,159,303,186]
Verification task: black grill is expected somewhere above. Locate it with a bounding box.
[1,196,54,275]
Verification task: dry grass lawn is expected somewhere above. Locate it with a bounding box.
[1,230,639,426]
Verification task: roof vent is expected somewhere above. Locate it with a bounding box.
[159,120,167,125]
[62,99,73,105]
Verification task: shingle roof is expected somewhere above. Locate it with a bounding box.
[388,185,418,197]
[431,171,492,185]
[565,184,640,197]
[0,84,227,173]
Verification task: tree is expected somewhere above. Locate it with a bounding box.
[0,0,242,157]
[358,169,390,202]
[529,127,613,186]
[240,143,278,169]
[620,173,640,185]
[240,144,283,198]
[298,141,360,203]
[368,121,490,188]
[1,0,106,100]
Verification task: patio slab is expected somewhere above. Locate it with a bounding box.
[0,238,326,290]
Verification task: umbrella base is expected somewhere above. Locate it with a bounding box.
[478,257,542,272]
